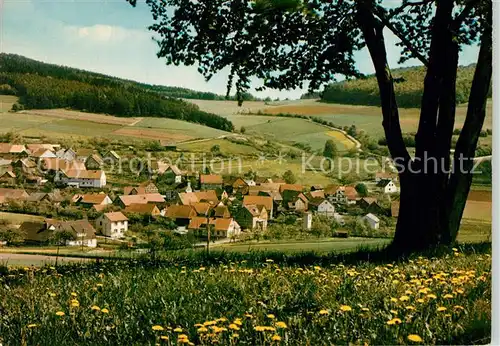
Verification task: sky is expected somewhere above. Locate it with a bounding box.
[0,0,481,100]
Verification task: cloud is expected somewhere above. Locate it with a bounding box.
[66,24,146,43]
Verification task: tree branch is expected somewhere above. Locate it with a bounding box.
[452,0,481,29]
[373,6,430,67]
[356,0,411,164]
[386,0,434,21]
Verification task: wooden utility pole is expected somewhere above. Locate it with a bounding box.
[205,205,214,255]
[206,221,211,255]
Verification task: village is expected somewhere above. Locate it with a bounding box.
[0,141,401,250]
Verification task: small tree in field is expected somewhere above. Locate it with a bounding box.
[323,139,338,169]
[355,183,368,197]
[283,170,297,184]
[133,0,492,252]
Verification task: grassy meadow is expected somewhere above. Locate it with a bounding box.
[0,245,491,345]
[251,99,493,139]
[0,95,18,113]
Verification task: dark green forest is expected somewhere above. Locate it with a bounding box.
[315,65,491,108]
[0,54,234,131]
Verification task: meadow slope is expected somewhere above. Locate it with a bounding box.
[0,246,491,345]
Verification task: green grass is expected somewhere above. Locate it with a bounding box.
[216,237,390,253]
[224,114,281,129]
[134,118,229,138]
[177,138,258,156]
[34,119,122,137]
[0,245,491,345]
[0,211,44,224]
[0,112,58,132]
[243,117,354,151]
[0,95,18,113]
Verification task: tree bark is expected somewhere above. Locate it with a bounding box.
[356,0,489,253]
[442,9,492,244]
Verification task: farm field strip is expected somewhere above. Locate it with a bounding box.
[19,109,141,125]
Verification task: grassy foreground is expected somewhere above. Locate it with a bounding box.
[0,245,491,345]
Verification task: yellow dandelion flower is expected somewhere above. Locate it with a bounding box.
[232,333,239,338]
[417,298,425,303]
[233,319,242,326]
[319,309,329,315]
[427,294,437,299]
[437,306,447,312]
[361,307,370,312]
[390,298,398,303]
[245,313,254,318]
[101,308,109,314]
[178,334,188,339]
[443,294,454,299]
[399,296,410,302]
[27,324,38,328]
[254,326,266,332]
[152,325,164,331]
[174,327,183,333]
[408,334,423,343]
[197,327,208,333]
[91,305,100,311]
[387,318,402,325]
[454,305,464,310]
[272,334,282,341]
[405,306,416,311]
[276,321,288,329]
[55,311,65,317]
[71,292,77,297]
[267,314,275,319]
[456,289,464,294]
[340,305,352,312]
[229,324,240,331]
[160,335,169,340]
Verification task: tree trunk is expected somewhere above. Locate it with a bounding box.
[442,11,492,244]
[357,0,490,253]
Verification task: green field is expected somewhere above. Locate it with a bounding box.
[0,211,44,224]
[249,99,493,139]
[177,138,258,156]
[216,237,390,253]
[0,245,491,345]
[242,117,355,151]
[189,155,374,185]
[135,118,229,138]
[0,95,18,113]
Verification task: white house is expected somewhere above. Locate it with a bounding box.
[54,220,97,248]
[244,179,257,186]
[31,148,57,159]
[188,217,241,239]
[58,170,106,188]
[377,179,399,194]
[56,148,77,162]
[363,213,380,230]
[96,212,128,239]
[316,199,336,217]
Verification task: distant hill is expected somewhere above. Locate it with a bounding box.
[317,65,491,108]
[0,54,234,131]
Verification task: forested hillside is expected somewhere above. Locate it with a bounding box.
[319,65,491,108]
[0,54,234,131]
